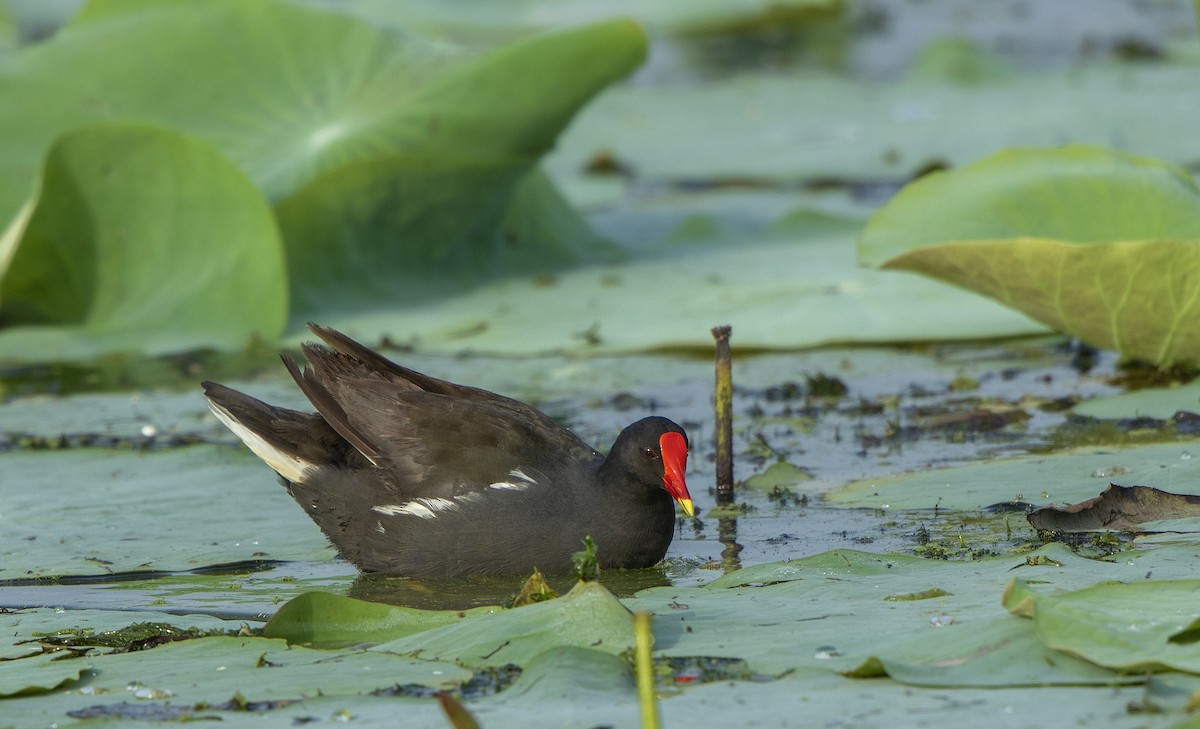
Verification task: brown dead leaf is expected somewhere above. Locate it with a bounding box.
[1027,484,1200,532]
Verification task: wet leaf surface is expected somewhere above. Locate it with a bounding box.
[1004,578,1200,673]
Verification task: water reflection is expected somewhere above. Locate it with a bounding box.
[717,517,743,573]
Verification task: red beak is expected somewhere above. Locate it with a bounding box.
[659,432,693,517]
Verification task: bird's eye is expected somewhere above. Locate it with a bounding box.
[642,446,658,460]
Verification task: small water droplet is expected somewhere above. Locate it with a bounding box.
[930,614,954,627]
[140,424,158,438]
[814,645,841,659]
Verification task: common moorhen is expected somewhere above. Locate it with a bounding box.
[202,324,694,577]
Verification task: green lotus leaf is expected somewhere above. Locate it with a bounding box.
[885,237,1200,366]
[1004,578,1200,674]
[0,0,646,357]
[263,591,500,649]
[857,146,1200,267]
[0,652,90,698]
[857,146,1200,365]
[0,122,287,358]
[374,580,634,667]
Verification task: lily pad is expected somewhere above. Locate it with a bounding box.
[373,581,634,667]
[1071,379,1200,421]
[627,543,1200,682]
[885,237,1200,367]
[263,591,501,649]
[743,461,812,492]
[0,0,646,359]
[0,122,287,359]
[0,446,333,580]
[847,616,1134,687]
[857,146,1200,266]
[0,652,89,698]
[857,146,1200,366]
[308,217,1045,354]
[548,63,1200,198]
[0,635,471,727]
[1005,578,1200,674]
[825,442,1200,511]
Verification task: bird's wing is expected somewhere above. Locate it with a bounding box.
[301,324,573,435]
[288,368,602,501]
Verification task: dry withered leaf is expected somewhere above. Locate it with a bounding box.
[1028,483,1200,532]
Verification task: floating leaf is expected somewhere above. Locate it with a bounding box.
[857,146,1200,366]
[0,0,646,358]
[744,461,812,492]
[885,237,1200,366]
[826,442,1200,512]
[858,146,1200,266]
[847,617,1132,687]
[1004,578,1200,674]
[263,591,500,649]
[374,580,633,667]
[0,653,89,698]
[0,122,287,358]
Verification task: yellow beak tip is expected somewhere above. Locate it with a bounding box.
[678,499,695,518]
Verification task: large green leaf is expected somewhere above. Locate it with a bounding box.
[292,0,842,40]
[0,0,646,357]
[0,652,90,698]
[263,591,500,648]
[0,445,333,580]
[0,0,643,209]
[1005,579,1200,674]
[886,237,1200,366]
[856,147,1200,365]
[625,542,1200,683]
[0,635,471,725]
[0,122,287,358]
[303,213,1044,353]
[373,581,634,667]
[825,442,1200,511]
[857,146,1200,266]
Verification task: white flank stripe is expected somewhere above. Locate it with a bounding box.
[207,401,312,483]
[372,498,459,520]
[509,468,537,484]
[489,467,538,491]
[455,492,486,504]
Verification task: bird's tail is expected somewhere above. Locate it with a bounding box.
[202,380,332,483]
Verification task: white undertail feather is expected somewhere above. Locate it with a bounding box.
[207,400,314,484]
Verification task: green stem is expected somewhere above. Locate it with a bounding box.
[634,610,660,729]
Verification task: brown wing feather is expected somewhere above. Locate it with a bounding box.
[317,379,601,499]
[304,324,574,435]
[281,355,383,464]
[284,326,602,494]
